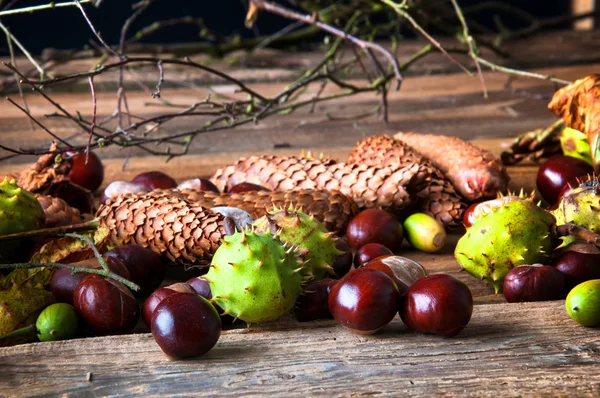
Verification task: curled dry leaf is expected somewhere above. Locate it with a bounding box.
[548,74,600,172]
[30,225,110,264]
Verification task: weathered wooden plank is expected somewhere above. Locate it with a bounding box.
[1,301,598,397]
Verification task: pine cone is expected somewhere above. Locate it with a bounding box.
[96,190,229,265]
[347,135,466,228]
[37,195,83,228]
[180,188,358,234]
[211,155,421,214]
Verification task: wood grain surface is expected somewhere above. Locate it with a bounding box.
[1,31,600,397]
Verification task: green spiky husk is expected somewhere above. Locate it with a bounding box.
[205,229,303,324]
[552,179,600,247]
[0,177,45,236]
[252,207,340,281]
[455,198,555,293]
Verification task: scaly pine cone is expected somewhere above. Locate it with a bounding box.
[180,188,358,234]
[96,190,229,265]
[37,195,83,228]
[347,135,466,228]
[210,155,431,215]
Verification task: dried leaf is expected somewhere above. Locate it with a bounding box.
[30,225,110,264]
[548,75,600,171]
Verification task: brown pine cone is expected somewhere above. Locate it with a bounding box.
[180,188,359,234]
[210,155,424,214]
[96,190,229,265]
[37,195,84,228]
[347,135,466,228]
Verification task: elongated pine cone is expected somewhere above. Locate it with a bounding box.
[548,74,600,171]
[209,155,437,215]
[393,132,509,202]
[347,135,466,228]
[180,188,358,234]
[37,195,83,228]
[96,190,229,265]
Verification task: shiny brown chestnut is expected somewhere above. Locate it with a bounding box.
[536,155,593,205]
[186,276,213,300]
[152,292,221,359]
[227,182,271,193]
[502,264,566,302]
[142,283,196,326]
[50,257,130,305]
[328,267,399,334]
[294,278,338,322]
[331,237,353,278]
[364,255,428,296]
[103,244,166,295]
[131,171,177,190]
[462,202,479,228]
[346,209,403,251]
[66,151,104,192]
[354,243,393,268]
[552,250,600,290]
[400,274,473,337]
[73,274,140,336]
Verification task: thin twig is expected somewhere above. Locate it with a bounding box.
[152,60,164,98]
[75,0,120,57]
[0,0,94,17]
[87,76,97,160]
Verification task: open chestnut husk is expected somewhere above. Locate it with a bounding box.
[400,274,473,337]
[503,264,566,302]
[328,267,399,334]
[73,274,140,336]
[363,255,428,296]
[152,292,221,359]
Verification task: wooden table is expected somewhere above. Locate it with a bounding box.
[1,31,600,396]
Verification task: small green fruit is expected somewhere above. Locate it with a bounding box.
[403,213,446,253]
[566,279,600,327]
[36,303,79,342]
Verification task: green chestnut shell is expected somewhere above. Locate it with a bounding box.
[205,229,303,324]
[566,279,600,327]
[36,303,79,342]
[252,207,340,281]
[0,177,45,235]
[455,198,555,293]
[552,179,600,247]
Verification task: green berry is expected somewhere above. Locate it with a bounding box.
[403,213,446,253]
[36,303,79,342]
[566,279,600,327]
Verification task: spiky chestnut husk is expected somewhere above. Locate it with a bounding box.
[552,177,600,247]
[0,177,45,235]
[204,229,304,324]
[455,197,556,293]
[252,207,340,281]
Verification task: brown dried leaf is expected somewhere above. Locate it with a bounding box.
[548,75,600,171]
[30,225,110,264]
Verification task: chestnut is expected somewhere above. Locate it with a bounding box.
[100,181,146,204]
[551,250,600,290]
[364,255,428,296]
[294,278,338,322]
[536,155,593,205]
[346,209,403,251]
[354,243,393,268]
[227,182,271,193]
[131,171,177,191]
[176,178,220,193]
[67,151,104,192]
[462,202,479,228]
[400,274,473,337]
[331,237,353,278]
[73,274,140,336]
[142,283,196,326]
[152,292,221,359]
[502,264,566,302]
[50,257,131,305]
[186,276,213,300]
[103,244,166,296]
[328,267,399,334]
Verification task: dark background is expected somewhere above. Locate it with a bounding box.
[0,0,572,55]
